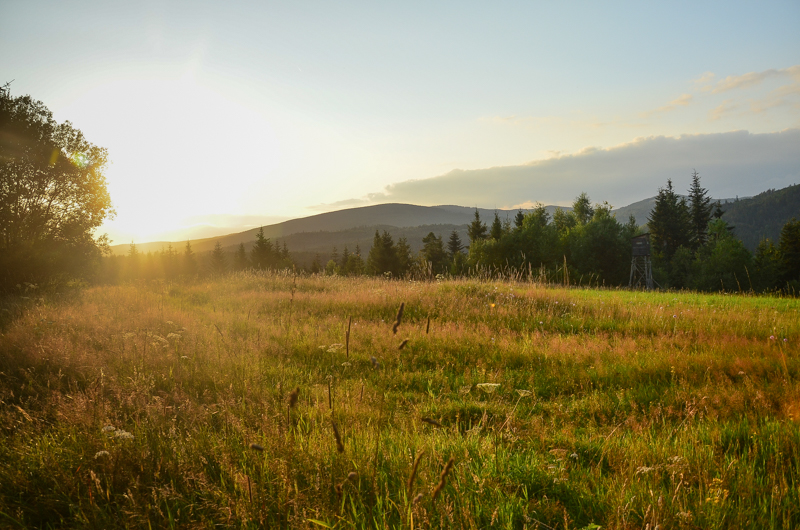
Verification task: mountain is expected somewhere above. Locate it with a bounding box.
[108,184,799,260]
[721,184,800,250]
[109,204,567,256]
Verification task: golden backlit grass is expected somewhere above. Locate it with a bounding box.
[1,272,799,528]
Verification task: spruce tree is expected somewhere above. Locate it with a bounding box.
[490,211,504,240]
[447,230,464,260]
[250,227,273,270]
[467,208,487,243]
[688,170,713,249]
[209,242,227,276]
[234,243,249,271]
[648,180,691,263]
[183,241,197,278]
[514,209,525,229]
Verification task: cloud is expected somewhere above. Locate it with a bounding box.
[640,93,693,118]
[709,100,738,121]
[306,197,371,211]
[354,129,800,209]
[712,65,800,94]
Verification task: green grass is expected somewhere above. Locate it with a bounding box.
[1,272,799,528]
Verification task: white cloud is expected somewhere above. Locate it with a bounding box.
[712,65,800,94]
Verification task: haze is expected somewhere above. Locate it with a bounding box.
[2,0,799,244]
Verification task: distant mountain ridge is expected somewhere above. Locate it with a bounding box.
[109,184,799,259]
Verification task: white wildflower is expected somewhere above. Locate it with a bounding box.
[476,383,500,394]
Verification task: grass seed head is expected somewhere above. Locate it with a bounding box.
[288,386,300,408]
[332,421,345,453]
[249,443,265,452]
[398,339,409,350]
[432,457,455,500]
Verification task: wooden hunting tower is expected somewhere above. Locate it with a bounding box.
[629,233,654,290]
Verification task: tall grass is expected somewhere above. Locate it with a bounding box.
[0,272,798,528]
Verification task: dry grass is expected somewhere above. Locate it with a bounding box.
[0,272,798,528]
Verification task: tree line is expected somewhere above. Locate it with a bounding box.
[3,87,798,294]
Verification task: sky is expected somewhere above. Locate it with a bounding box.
[2,0,799,244]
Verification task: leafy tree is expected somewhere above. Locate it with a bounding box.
[552,208,576,234]
[572,193,594,225]
[183,241,197,278]
[566,204,629,285]
[490,211,504,240]
[692,219,752,292]
[209,242,227,276]
[752,238,781,291]
[688,170,713,249]
[234,243,249,271]
[1,86,114,290]
[250,227,273,270]
[447,230,464,260]
[467,208,487,243]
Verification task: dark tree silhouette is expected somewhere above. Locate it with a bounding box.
[1,86,114,290]
[467,208,487,243]
[688,170,713,249]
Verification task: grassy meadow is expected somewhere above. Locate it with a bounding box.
[1,273,799,529]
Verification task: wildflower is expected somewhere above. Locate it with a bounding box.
[476,383,500,394]
[114,430,134,440]
[458,385,472,395]
[515,389,532,397]
[769,335,775,340]
[102,425,116,433]
[370,356,381,369]
[94,450,110,459]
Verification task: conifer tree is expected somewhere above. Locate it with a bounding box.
[183,241,197,278]
[688,170,713,249]
[490,211,503,240]
[467,208,487,243]
[250,227,273,270]
[648,180,691,263]
[447,230,464,260]
[234,243,249,271]
[209,242,227,276]
[514,209,525,229]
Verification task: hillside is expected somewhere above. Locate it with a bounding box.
[722,184,800,249]
[109,204,566,256]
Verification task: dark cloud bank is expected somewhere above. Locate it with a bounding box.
[369,129,800,208]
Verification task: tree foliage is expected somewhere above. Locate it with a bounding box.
[1,86,114,290]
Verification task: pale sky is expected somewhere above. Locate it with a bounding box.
[2,0,799,243]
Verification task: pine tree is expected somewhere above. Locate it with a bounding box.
[209,242,227,276]
[234,243,249,271]
[340,245,350,273]
[183,241,197,278]
[688,170,713,249]
[514,209,525,229]
[778,218,800,285]
[250,227,273,270]
[127,242,140,279]
[367,230,397,275]
[447,230,464,260]
[396,236,412,276]
[421,232,447,274]
[490,211,503,240]
[467,209,487,243]
[648,180,691,263]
